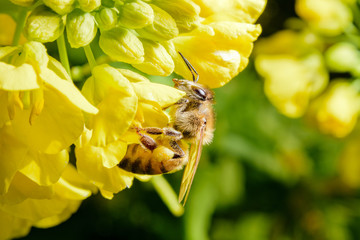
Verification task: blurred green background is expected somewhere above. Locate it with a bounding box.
[20,0,360,239]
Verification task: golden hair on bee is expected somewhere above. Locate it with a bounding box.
[118,52,215,205]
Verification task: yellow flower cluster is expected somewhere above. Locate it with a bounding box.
[1,0,266,238]
[0,41,98,239]
[255,0,360,138]
[76,64,185,199]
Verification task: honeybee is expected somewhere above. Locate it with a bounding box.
[118,52,215,204]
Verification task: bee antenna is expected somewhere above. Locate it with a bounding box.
[178,52,199,82]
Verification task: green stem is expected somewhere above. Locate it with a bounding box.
[151,175,184,217]
[56,34,72,78]
[12,8,28,46]
[83,44,97,69]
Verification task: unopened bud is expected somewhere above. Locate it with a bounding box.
[325,42,360,74]
[43,0,75,15]
[132,39,174,76]
[78,0,101,12]
[136,4,178,41]
[66,9,97,48]
[95,7,118,31]
[118,0,154,29]
[152,0,200,32]
[99,27,144,64]
[24,5,64,43]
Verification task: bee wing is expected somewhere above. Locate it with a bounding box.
[178,122,205,205]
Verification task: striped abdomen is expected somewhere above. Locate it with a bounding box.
[119,141,188,175]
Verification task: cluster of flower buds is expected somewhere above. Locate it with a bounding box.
[19,0,201,76]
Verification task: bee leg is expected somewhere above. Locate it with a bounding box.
[169,140,186,158]
[135,129,158,151]
[137,127,183,141]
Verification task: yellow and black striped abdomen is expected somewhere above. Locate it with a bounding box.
[119,140,188,175]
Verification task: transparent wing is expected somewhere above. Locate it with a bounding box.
[178,123,205,205]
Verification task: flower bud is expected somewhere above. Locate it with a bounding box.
[325,42,360,74]
[118,0,154,29]
[9,0,35,7]
[307,80,360,138]
[78,0,101,12]
[43,0,75,15]
[95,7,118,31]
[66,9,97,48]
[152,0,200,32]
[99,27,144,64]
[136,4,178,41]
[24,5,65,43]
[132,39,174,76]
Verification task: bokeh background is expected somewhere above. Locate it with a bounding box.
[20,0,360,239]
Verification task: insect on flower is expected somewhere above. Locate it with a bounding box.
[118,52,215,205]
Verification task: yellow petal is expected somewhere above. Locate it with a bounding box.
[10,88,85,154]
[0,127,29,195]
[0,90,10,127]
[0,197,80,222]
[195,0,266,23]
[138,102,170,128]
[57,163,97,194]
[256,55,312,117]
[0,46,19,60]
[132,81,185,108]
[0,210,32,240]
[99,189,114,199]
[0,62,39,90]
[40,67,98,114]
[172,22,262,88]
[0,172,54,205]
[296,0,352,36]
[47,56,72,82]
[18,149,68,186]
[82,65,138,145]
[34,200,81,228]
[307,80,360,137]
[255,54,328,118]
[53,178,91,201]
[75,136,134,194]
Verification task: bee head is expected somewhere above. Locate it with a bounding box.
[173,78,214,101]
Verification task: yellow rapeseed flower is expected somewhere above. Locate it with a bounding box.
[0,164,96,240]
[76,65,185,198]
[0,41,98,229]
[0,41,97,152]
[254,30,328,117]
[296,0,353,36]
[171,0,266,88]
[306,80,360,138]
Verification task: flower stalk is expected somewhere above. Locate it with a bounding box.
[151,175,184,217]
[57,34,72,78]
[12,8,28,46]
[83,44,97,70]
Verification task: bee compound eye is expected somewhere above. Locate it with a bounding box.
[193,87,206,100]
